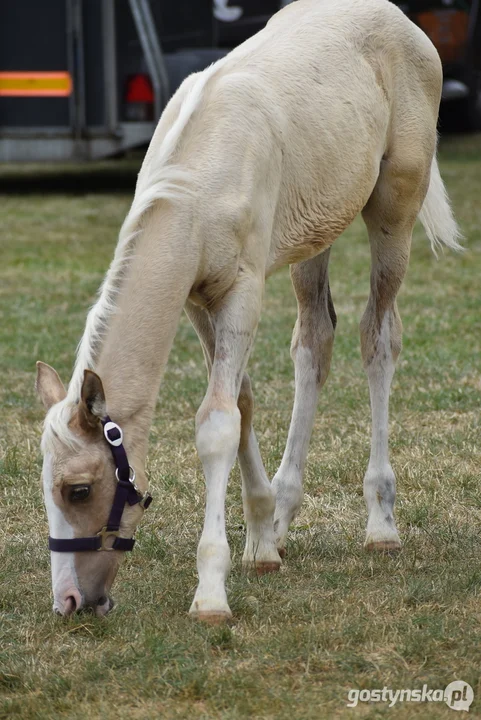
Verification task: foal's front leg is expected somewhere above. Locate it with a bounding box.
[189,272,263,623]
[237,376,281,575]
[185,302,280,577]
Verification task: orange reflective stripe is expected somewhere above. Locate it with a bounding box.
[0,72,72,97]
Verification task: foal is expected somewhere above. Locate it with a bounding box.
[36,0,460,622]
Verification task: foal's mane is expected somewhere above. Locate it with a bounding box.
[42,62,223,450]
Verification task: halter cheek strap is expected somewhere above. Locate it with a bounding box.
[48,416,152,553]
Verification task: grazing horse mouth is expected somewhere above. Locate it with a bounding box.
[54,594,114,617]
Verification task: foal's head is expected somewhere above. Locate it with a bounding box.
[36,362,146,617]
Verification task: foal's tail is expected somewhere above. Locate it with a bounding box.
[418,156,463,255]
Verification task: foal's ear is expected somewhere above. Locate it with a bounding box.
[35,362,67,410]
[79,370,107,428]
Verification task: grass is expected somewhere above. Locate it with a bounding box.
[1,135,481,719]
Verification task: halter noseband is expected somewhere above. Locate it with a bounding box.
[48,416,152,553]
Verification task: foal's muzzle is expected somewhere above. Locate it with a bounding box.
[54,588,115,617]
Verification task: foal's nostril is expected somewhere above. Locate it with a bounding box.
[65,595,78,614]
[95,594,113,617]
[54,588,83,617]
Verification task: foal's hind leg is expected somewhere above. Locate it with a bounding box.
[361,152,431,551]
[188,270,267,622]
[185,302,280,577]
[272,250,336,554]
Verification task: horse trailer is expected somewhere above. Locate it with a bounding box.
[1,0,480,163]
[0,1,225,162]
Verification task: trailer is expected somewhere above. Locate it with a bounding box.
[0,1,225,162]
[1,0,479,163]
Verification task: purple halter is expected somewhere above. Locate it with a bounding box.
[48,416,152,553]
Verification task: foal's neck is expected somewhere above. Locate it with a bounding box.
[96,204,197,463]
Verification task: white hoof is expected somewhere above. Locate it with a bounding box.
[189,594,232,624]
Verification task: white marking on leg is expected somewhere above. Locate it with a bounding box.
[239,429,280,570]
[190,409,240,618]
[272,346,318,549]
[42,453,79,613]
[364,313,401,548]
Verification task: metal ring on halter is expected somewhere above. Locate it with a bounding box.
[115,465,136,484]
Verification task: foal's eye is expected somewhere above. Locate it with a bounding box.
[69,485,91,502]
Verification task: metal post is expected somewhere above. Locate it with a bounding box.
[102,0,118,135]
[128,0,170,120]
[66,0,87,154]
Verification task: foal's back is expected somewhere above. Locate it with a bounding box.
[172,0,442,279]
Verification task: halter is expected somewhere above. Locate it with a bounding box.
[48,416,152,552]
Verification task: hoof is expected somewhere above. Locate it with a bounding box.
[365,540,402,553]
[190,610,233,625]
[255,561,281,576]
[277,547,286,559]
[242,557,282,575]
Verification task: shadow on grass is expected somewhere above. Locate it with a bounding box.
[0,155,143,195]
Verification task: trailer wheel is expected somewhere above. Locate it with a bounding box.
[457,86,481,132]
[440,85,481,133]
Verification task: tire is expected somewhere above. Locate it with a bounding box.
[440,83,481,133]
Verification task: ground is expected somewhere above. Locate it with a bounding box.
[1,134,480,719]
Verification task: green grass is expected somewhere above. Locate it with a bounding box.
[1,136,481,719]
